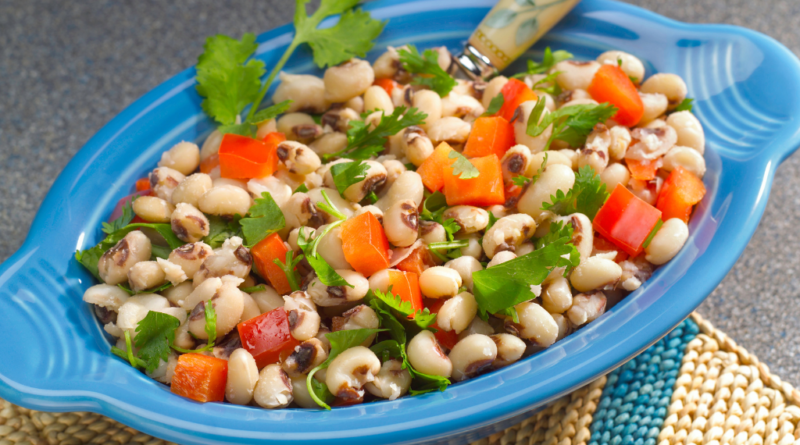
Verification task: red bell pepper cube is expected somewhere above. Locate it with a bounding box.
[593,184,662,256]
[237,308,300,369]
[340,211,391,277]
[171,353,228,403]
[496,78,538,122]
[656,166,706,223]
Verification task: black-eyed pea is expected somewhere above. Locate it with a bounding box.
[367,269,392,294]
[281,192,319,230]
[132,196,174,223]
[324,58,374,103]
[183,277,222,311]
[554,60,601,91]
[373,47,402,80]
[200,129,223,161]
[552,313,574,341]
[541,276,573,314]
[579,124,611,173]
[625,126,677,161]
[437,291,478,334]
[325,346,380,401]
[254,364,293,409]
[666,111,705,154]
[487,205,510,220]
[433,46,458,75]
[419,266,462,299]
[640,73,687,109]
[188,281,244,339]
[517,242,534,256]
[277,113,322,144]
[314,225,351,270]
[343,161,388,203]
[449,334,497,381]
[380,159,407,192]
[127,261,166,293]
[241,292,261,322]
[291,375,319,409]
[407,330,452,378]
[441,92,485,120]
[600,163,631,191]
[383,199,419,247]
[639,93,669,125]
[458,317,494,341]
[251,285,284,313]
[173,320,195,350]
[83,284,129,312]
[526,151,571,178]
[168,242,212,278]
[426,117,471,147]
[364,85,395,114]
[481,76,508,109]
[98,231,152,285]
[644,218,689,265]
[567,291,607,326]
[353,206,384,225]
[413,90,443,130]
[662,145,706,178]
[147,352,178,384]
[375,171,424,211]
[284,291,320,341]
[247,176,292,208]
[561,98,599,109]
[310,132,348,156]
[272,72,329,114]
[321,107,360,133]
[508,302,558,347]
[569,257,622,292]
[198,185,251,216]
[213,177,248,191]
[401,126,435,167]
[282,338,328,378]
[276,141,321,175]
[225,348,259,405]
[193,237,252,286]
[555,89,592,106]
[501,145,533,182]
[557,149,580,170]
[554,213,593,261]
[456,233,483,260]
[490,333,527,368]
[597,51,645,83]
[149,167,186,203]
[308,270,369,307]
[444,256,483,291]
[420,221,446,245]
[170,203,209,243]
[514,100,553,153]
[161,281,192,308]
[482,213,537,259]
[158,141,200,175]
[487,251,516,268]
[392,83,414,108]
[608,126,632,161]
[443,206,489,234]
[346,95,364,114]
[332,305,379,337]
[364,359,412,400]
[171,173,213,207]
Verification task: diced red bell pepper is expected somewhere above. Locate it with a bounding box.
[497,78,538,122]
[626,158,660,181]
[219,133,284,179]
[443,154,505,207]
[135,178,151,192]
[417,142,456,192]
[423,298,459,349]
[171,353,228,403]
[587,64,644,126]
[395,245,436,276]
[251,233,294,295]
[200,153,220,174]
[237,308,300,369]
[388,270,423,315]
[593,184,662,256]
[462,116,516,159]
[340,211,391,277]
[373,78,397,96]
[656,166,706,223]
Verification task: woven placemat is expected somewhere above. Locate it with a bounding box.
[3,313,799,445]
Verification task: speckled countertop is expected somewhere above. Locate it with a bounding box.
[1,0,798,384]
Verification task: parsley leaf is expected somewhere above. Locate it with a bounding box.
[294,183,310,194]
[482,93,505,117]
[251,100,293,125]
[512,176,530,187]
[527,98,618,149]
[134,311,181,373]
[513,152,548,188]
[273,250,304,292]
[448,150,480,179]
[195,33,266,125]
[240,192,285,247]
[203,215,242,249]
[531,71,562,96]
[534,220,573,250]
[298,225,352,288]
[420,191,448,222]
[398,45,458,97]
[472,237,579,316]
[541,165,609,220]
[102,197,136,235]
[323,106,428,161]
[366,289,437,331]
[315,189,347,221]
[674,98,694,112]
[512,47,573,78]
[330,160,369,197]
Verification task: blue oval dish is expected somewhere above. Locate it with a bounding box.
[1,0,799,444]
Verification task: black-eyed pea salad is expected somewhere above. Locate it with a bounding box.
[76,1,706,409]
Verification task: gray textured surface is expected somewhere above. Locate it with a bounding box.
[1,0,798,386]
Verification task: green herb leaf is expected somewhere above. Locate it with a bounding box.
[534,220,574,250]
[203,302,218,347]
[447,150,480,179]
[512,47,573,78]
[485,211,499,233]
[272,250,304,292]
[642,218,664,249]
[251,100,293,125]
[315,190,347,221]
[472,238,579,316]
[398,45,458,97]
[482,93,505,117]
[420,191,448,222]
[240,192,286,247]
[674,98,694,112]
[117,281,172,296]
[427,240,469,251]
[134,311,181,373]
[102,198,137,235]
[330,160,370,197]
[195,33,266,125]
[297,225,352,288]
[541,165,609,220]
[366,289,438,331]
[370,339,403,362]
[531,71,562,96]
[218,122,256,137]
[308,377,335,406]
[441,218,461,241]
[203,215,243,249]
[527,99,618,149]
[111,331,147,369]
[512,176,530,187]
[240,284,267,293]
[324,106,428,161]
[294,184,310,194]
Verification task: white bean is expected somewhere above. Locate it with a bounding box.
[445,256,483,291]
[645,218,689,265]
[226,349,259,405]
[481,76,508,109]
[597,50,645,83]
[662,145,706,178]
[412,90,442,130]
[82,284,129,312]
[324,58,375,103]
[171,173,212,207]
[490,333,527,368]
[518,163,575,221]
[132,196,174,223]
[640,73,687,109]
[567,291,607,326]
[443,206,489,234]
[419,266,463,300]
[254,364,293,409]
[511,301,558,347]
[514,100,553,153]
[407,330,452,377]
[449,334,497,381]
[437,291,477,334]
[98,231,151,285]
[198,185,251,216]
[554,60,601,91]
[639,93,669,126]
[251,286,284,313]
[666,111,705,154]
[273,72,329,114]
[364,85,395,114]
[158,141,200,175]
[569,257,622,292]
[541,276,573,314]
[364,359,412,400]
[600,163,630,190]
[325,346,380,401]
[375,171,424,212]
[127,261,166,293]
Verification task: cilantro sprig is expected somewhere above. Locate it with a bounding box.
[542,165,609,220]
[448,150,480,179]
[398,45,458,97]
[330,160,370,197]
[482,93,505,117]
[512,47,574,79]
[240,192,285,247]
[203,215,243,249]
[322,106,428,161]
[527,98,618,150]
[103,198,137,235]
[674,98,694,112]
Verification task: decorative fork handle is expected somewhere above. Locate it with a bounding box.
[457,0,581,79]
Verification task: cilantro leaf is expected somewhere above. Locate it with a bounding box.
[512,47,573,78]
[273,250,304,292]
[366,289,437,331]
[674,98,694,112]
[420,191,448,222]
[541,165,609,220]
[117,281,172,296]
[527,99,618,149]
[297,225,352,288]
[195,33,266,125]
[134,311,181,373]
[512,176,530,187]
[534,220,573,250]
[485,211,499,233]
[102,197,136,235]
[427,239,469,252]
[330,160,369,197]
[531,71,562,96]
[204,302,218,347]
[315,189,347,221]
[294,183,310,194]
[482,93,505,117]
[203,215,242,249]
[251,100,293,125]
[240,192,286,247]
[370,339,403,362]
[447,150,480,179]
[323,106,427,161]
[111,330,147,369]
[398,45,458,97]
[472,238,579,316]
[240,284,267,293]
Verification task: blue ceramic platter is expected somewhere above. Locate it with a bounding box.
[1,0,799,444]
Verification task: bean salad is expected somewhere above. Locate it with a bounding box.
[77,1,707,409]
